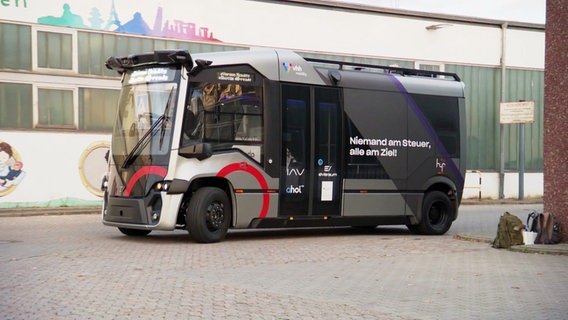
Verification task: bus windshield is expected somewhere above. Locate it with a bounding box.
[112,67,180,169]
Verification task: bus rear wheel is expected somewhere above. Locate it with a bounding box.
[186,187,230,243]
[416,191,453,235]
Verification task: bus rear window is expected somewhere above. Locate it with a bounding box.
[411,94,460,157]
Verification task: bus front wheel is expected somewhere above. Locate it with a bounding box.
[186,187,230,243]
[416,191,453,235]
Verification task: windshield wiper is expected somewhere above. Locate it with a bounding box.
[121,117,163,169]
[121,87,176,169]
[159,87,175,148]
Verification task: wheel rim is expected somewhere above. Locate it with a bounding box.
[205,201,225,231]
[428,202,447,227]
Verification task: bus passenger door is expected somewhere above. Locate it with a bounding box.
[312,87,341,216]
[279,85,342,217]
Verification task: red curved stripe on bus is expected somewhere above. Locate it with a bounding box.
[124,165,168,197]
[217,162,270,218]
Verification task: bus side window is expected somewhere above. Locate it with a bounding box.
[182,108,196,138]
[181,91,202,146]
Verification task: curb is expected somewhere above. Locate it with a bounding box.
[508,243,568,255]
[0,206,100,217]
[454,233,568,256]
[461,198,543,205]
[453,233,493,243]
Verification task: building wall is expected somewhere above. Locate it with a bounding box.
[0,0,545,206]
[544,0,568,241]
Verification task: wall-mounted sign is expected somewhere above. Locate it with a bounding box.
[499,101,535,124]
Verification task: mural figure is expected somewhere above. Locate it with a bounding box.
[0,141,26,195]
[89,7,104,29]
[120,12,151,34]
[38,3,88,28]
[103,0,121,30]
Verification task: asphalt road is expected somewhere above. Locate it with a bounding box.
[1,203,567,320]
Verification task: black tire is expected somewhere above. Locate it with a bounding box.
[186,187,230,243]
[417,191,454,235]
[118,227,151,236]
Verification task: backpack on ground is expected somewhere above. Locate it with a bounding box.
[492,212,524,249]
[527,211,561,244]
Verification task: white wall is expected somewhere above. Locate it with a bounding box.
[0,132,110,207]
[463,171,543,200]
[506,28,545,69]
[199,0,544,68]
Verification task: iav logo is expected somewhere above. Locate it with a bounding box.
[286,184,304,194]
[286,168,305,176]
[282,62,303,73]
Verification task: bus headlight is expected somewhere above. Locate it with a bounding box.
[101,175,108,191]
[155,181,171,192]
[154,179,190,194]
[163,179,190,194]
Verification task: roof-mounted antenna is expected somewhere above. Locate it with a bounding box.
[329,70,342,84]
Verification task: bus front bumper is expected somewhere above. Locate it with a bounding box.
[102,193,183,231]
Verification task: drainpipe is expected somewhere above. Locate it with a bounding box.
[499,23,508,199]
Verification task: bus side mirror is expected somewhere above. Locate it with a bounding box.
[179,143,213,160]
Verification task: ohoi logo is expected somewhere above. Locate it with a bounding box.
[286,184,304,194]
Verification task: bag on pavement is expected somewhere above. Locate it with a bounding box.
[492,212,524,249]
[527,211,560,245]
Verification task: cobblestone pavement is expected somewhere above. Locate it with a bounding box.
[1,208,567,319]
